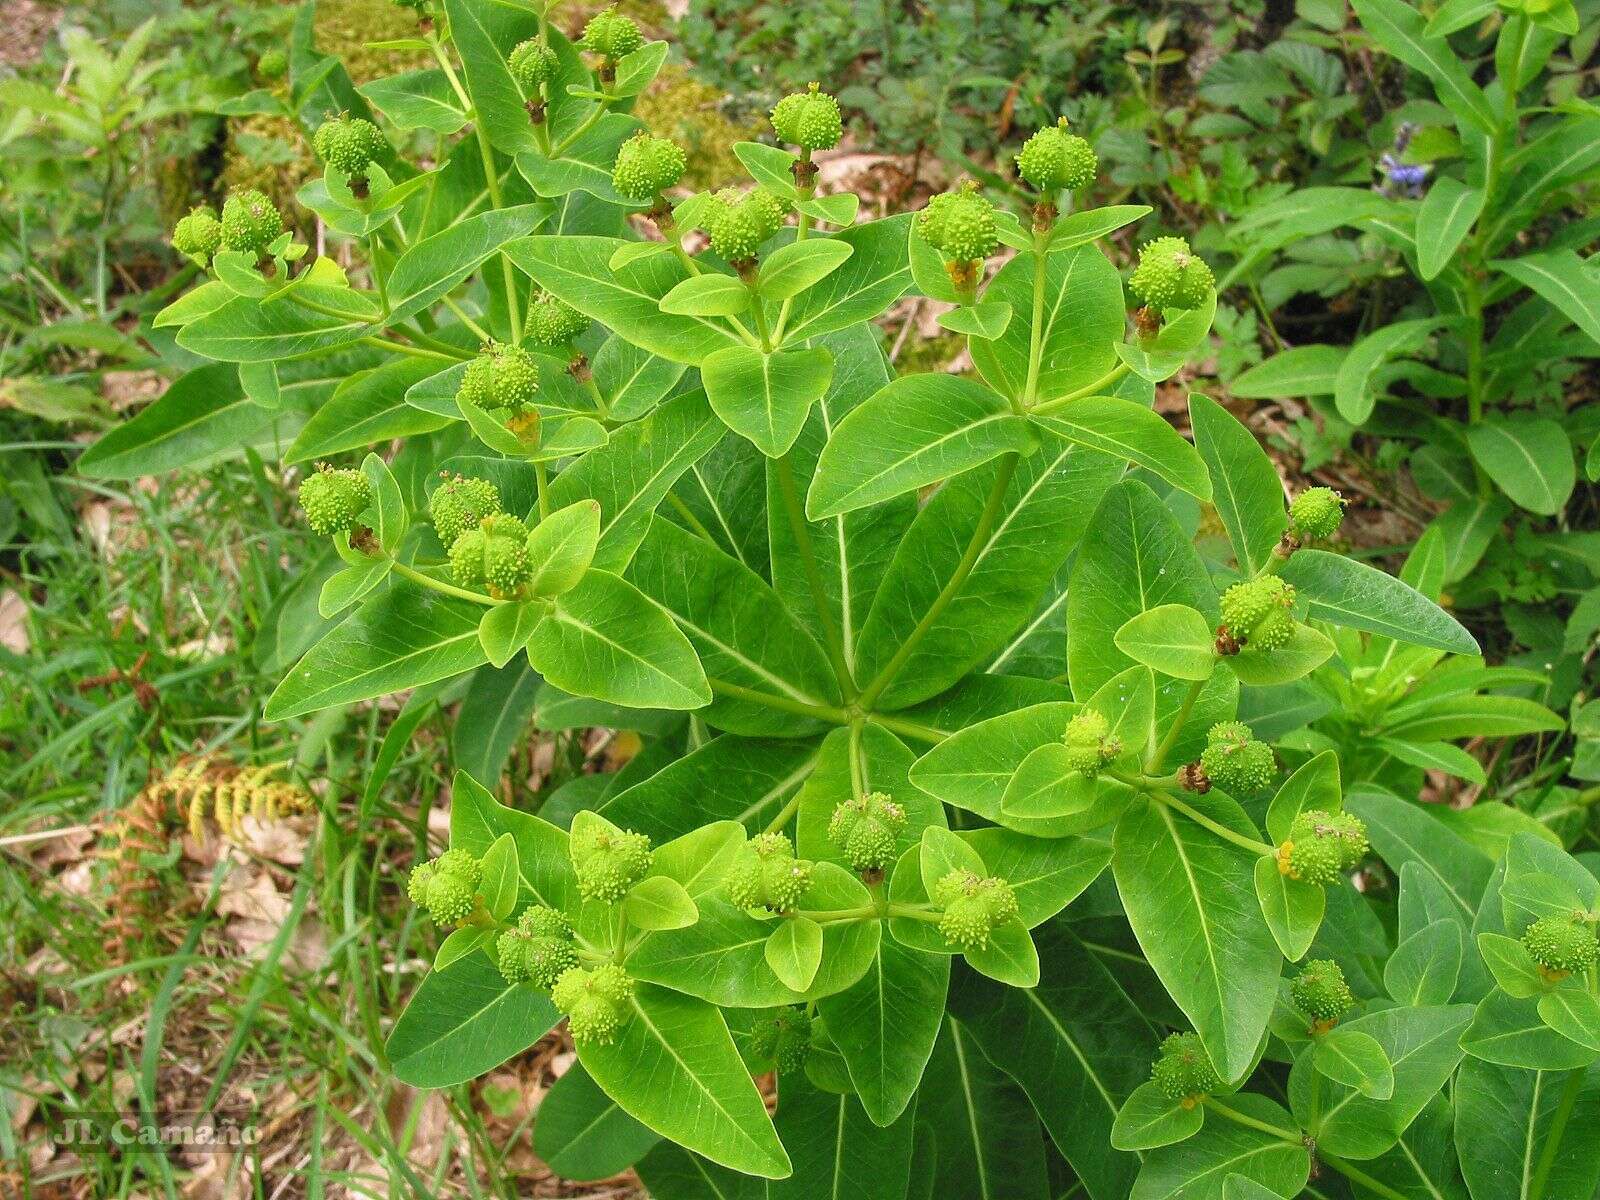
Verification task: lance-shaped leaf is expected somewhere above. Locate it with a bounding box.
[1416,178,1485,281]
[1189,393,1286,577]
[80,364,279,479]
[766,1074,917,1200]
[1131,1094,1309,1200]
[1032,396,1211,502]
[386,953,559,1088]
[177,288,375,362]
[1454,1055,1600,1200]
[779,214,914,344]
[1466,416,1576,516]
[1280,549,1479,655]
[533,1062,659,1182]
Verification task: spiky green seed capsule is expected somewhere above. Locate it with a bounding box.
[701,187,788,263]
[407,848,483,925]
[934,870,1019,951]
[1219,575,1296,651]
[572,822,654,902]
[257,49,288,81]
[1290,959,1355,1026]
[1522,915,1598,978]
[509,38,559,89]
[457,343,540,412]
[1289,487,1346,541]
[313,115,385,179]
[724,832,815,913]
[918,181,998,263]
[580,7,643,60]
[552,964,633,1044]
[770,82,842,152]
[1015,118,1097,193]
[172,205,223,263]
[1063,707,1119,777]
[496,905,577,987]
[448,513,531,595]
[525,290,590,349]
[1279,810,1368,885]
[298,467,371,536]
[428,475,501,548]
[1129,236,1214,314]
[1199,722,1275,794]
[220,189,284,259]
[1151,1032,1221,1106]
[611,131,688,202]
[827,792,906,873]
[749,1006,812,1073]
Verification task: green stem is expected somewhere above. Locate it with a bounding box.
[706,677,850,725]
[442,294,492,343]
[1527,1068,1583,1200]
[1147,677,1205,773]
[1152,788,1275,856]
[762,794,801,836]
[857,453,1019,710]
[534,462,550,522]
[770,147,814,345]
[801,906,878,924]
[1031,362,1131,415]
[868,713,949,745]
[390,559,500,607]
[1321,1155,1412,1200]
[360,336,462,364]
[1202,1097,1300,1144]
[1020,226,1050,408]
[848,719,866,800]
[553,92,609,158]
[775,451,854,698]
[578,370,613,420]
[665,492,721,546]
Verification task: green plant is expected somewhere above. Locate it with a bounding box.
[88,1,1599,1195]
[1227,1,1600,663]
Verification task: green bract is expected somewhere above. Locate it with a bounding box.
[1015,117,1097,193]
[1129,236,1213,314]
[770,82,843,152]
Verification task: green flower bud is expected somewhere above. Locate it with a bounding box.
[724,832,815,913]
[1278,810,1368,885]
[525,289,590,349]
[406,848,483,925]
[313,114,385,179]
[447,513,531,596]
[1219,575,1296,651]
[1063,707,1119,777]
[1521,915,1598,979]
[298,466,371,536]
[1129,236,1214,315]
[579,6,643,60]
[428,474,502,548]
[1289,487,1346,542]
[1289,959,1355,1027]
[770,82,843,152]
[1015,117,1097,193]
[220,188,285,259]
[933,869,1019,951]
[509,38,559,90]
[572,821,654,902]
[611,131,688,202]
[1151,1032,1221,1107]
[256,49,288,81]
[917,181,998,263]
[551,964,633,1044]
[496,905,578,987]
[827,791,906,874]
[749,1005,812,1073]
[701,187,789,264]
[457,343,540,413]
[1198,722,1275,794]
[172,205,223,264]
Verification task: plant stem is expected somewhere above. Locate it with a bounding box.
[1527,1068,1583,1200]
[390,559,500,607]
[1321,1155,1412,1200]
[856,452,1019,710]
[534,462,550,522]
[1147,677,1205,773]
[1152,788,1275,856]
[360,336,463,364]
[442,294,491,343]
[762,794,801,836]
[1031,361,1131,414]
[775,451,854,698]
[1202,1097,1300,1144]
[1020,226,1051,408]
[706,676,850,724]
[868,713,949,745]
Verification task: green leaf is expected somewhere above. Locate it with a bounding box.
[516,113,641,203]
[1314,1028,1395,1100]
[1384,918,1463,1006]
[767,1075,917,1200]
[1189,393,1287,576]
[79,364,277,479]
[1350,0,1497,134]
[1346,787,1491,921]
[386,953,559,1087]
[285,358,449,462]
[702,344,835,458]
[733,141,800,202]
[1466,416,1576,515]
[1280,549,1479,654]
[958,827,1111,926]
[1537,991,1600,1054]
[1265,751,1342,845]
[949,921,1158,1199]
[936,301,1012,340]
[533,1063,659,1182]
[479,832,519,920]
[1112,1081,1205,1151]
[433,926,492,971]
[1253,855,1325,961]
[659,272,752,316]
[578,984,791,1178]
[963,919,1040,988]
[360,452,405,553]
[602,737,820,843]
[387,204,549,323]
[1462,991,1595,1069]
[1333,316,1451,425]
[624,874,699,931]
[592,335,688,422]
[451,770,579,910]
[1416,178,1485,280]
[440,0,542,155]
[528,569,711,710]
[1230,345,1345,399]
[1114,793,1280,1082]
[779,214,914,343]
[177,288,375,362]
[764,917,823,992]
[908,701,1079,830]
[918,825,987,898]
[1116,604,1217,681]
[1033,396,1212,501]
[1456,1055,1600,1200]
[759,239,854,301]
[506,236,739,365]
[1475,932,1547,998]
[1049,204,1153,252]
[359,68,467,133]
[1131,1093,1309,1200]
[266,583,487,719]
[318,557,391,618]
[1493,249,1600,348]
[525,500,601,597]
[806,374,1033,519]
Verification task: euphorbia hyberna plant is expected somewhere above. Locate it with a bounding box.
[84,1,1600,1195]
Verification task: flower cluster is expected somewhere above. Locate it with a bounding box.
[827,792,906,874]
[933,869,1019,951]
[1151,1032,1221,1108]
[749,1006,813,1073]
[1129,236,1214,315]
[1219,575,1296,652]
[1277,810,1369,884]
[571,820,654,902]
[724,832,814,914]
[407,849,483,925]
[497,905,579,988]
[1198,722,1275,794]
[1521,915,1598,980]
[298,466,372,537]
[552,963,633,1044]
[1289,959,1355,1028]
[1063,708,1120,777]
